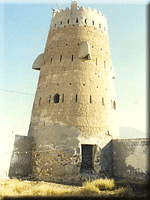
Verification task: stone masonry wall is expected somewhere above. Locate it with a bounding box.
[30,126,81,185]
[30,125,113,185]
[8,135,33,178]
[112,138,150,181]
[8,135,150,184]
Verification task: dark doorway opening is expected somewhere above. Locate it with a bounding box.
[81,144,94,171]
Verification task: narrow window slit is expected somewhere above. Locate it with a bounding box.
[62,94,64,102]
[104,61,106,68]
[96,58,98,65]
[39,97,41,105]
[76,18,78,23]
[102,98,104,105]
[76,95,78,102]
[48,95,51,103]
[72,55,74,61]
[90,95,92,104]
[113,101,116,110]
[60,55,62,62]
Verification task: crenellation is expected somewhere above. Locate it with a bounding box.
[50,2,108,34]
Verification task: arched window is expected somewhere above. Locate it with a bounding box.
[54,93,60,103]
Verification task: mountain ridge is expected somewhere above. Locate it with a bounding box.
[119,126,147,139]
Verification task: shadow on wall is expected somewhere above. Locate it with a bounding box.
[94,141,114,178]
[8,135,33,178]
[112,139,150,181]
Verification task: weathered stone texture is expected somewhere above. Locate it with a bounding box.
[8,135,33,178]
[112,139,150,181]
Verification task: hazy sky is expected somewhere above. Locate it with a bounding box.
[0,0,148,173]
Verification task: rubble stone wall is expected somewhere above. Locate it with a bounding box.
[30,125,113,185]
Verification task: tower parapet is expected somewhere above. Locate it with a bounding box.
[50,1,108,34]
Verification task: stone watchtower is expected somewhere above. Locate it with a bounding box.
[28,1,119,184]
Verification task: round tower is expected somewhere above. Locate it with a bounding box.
[28,1,119,184]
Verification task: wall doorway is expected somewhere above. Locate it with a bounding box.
[81,144,94,171]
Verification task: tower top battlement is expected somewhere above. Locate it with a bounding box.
[50,1,108,34]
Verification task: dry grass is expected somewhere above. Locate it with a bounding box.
[0,177,148,198]
[83,177,115,191]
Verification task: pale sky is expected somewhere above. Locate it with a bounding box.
[0,0,148,174]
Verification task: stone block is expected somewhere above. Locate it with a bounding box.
[52,162,65,177]
[64,164,79,176]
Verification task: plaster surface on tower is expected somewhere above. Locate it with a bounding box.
[29,1,119,136]
[27,1,120,184]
